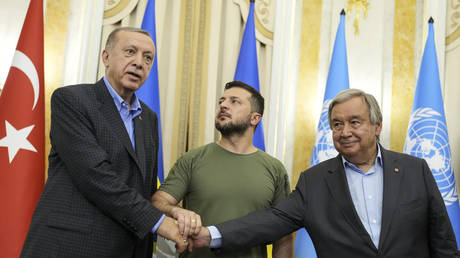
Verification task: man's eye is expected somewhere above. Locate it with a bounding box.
[126,49,135,55]
[145,55,153,63]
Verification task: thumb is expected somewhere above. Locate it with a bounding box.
[187,237,194,252]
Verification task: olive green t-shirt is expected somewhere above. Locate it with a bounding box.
[159,143,290,258]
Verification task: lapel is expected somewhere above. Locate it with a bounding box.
[378,146,403,250]
[94,79,142,172]
[324,156,376,250]
[134,112,147,181]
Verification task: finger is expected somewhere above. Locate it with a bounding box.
[189,216,197,235]
[183,214,191,237]
[193,215,202,235]
[187,237,194,252]
[177,215,185,236]
[175,238,188,253]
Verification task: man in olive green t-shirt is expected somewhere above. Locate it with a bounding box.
[152,81,293,258]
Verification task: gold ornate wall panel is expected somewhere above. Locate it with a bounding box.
[390,0,416,152]
[292,0,323,187]
[170,0,210,164]
[44,0,71,177]
[445,0,460,194]
[446,0,460,50]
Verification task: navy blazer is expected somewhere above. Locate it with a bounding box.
[216,147,459,257]
[21,79,161,258]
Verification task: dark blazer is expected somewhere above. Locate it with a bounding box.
[21,79,162,258]
[216,146,459,258]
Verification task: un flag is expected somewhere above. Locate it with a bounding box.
[404,18,460,246]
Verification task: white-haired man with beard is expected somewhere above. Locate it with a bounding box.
[152,81,293,258]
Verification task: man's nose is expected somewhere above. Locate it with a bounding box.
[132,53,144,69]
[219,100,229,110]
[341,123,352,136]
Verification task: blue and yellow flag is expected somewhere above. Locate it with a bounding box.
[139,0,164,184]
[404,18,460,246]
[234,0,265,151]
[295,10,350,258]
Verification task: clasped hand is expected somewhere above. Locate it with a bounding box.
[157,208,211,253]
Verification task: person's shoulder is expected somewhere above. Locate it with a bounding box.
[53,82,97,96]
[382,148,423,164]
[187,143,216,157]
[303,156,340,177]
[176,143,216,162]
[256,150,285,167]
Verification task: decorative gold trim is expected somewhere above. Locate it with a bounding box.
[390,0,416,152]
[345,0,370,35]
[44,0,71,178]
[292,0,323,187]
[188,0,210,150]
[446,25,460,45]
[171,0,190,165]
[255,11,274,40]
[103,0,130,19]
[170,0,210,164]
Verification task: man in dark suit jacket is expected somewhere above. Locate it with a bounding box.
[21,27,187,258]
[191,89,459,257]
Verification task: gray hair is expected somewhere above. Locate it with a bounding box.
[328,89,382,137]
[105,27,152,50]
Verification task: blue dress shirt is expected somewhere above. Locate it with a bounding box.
[342,145,383,248]
[103,77,165,233]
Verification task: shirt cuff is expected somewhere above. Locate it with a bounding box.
[207,226,222,248]
[152,214,166,233]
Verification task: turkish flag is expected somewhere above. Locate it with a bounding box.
[0,0,45,257]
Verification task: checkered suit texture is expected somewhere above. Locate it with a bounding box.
[21,79,162,258]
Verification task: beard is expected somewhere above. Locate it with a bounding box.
[215,113,252,137]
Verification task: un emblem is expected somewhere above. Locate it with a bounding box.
[404,107,458,206]
[311,100,338,166]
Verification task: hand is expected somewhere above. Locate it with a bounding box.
[157,216,188,253]
[170,206,202,237]
[188,226,211,251]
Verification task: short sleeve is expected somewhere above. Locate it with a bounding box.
[158,154,194,203]
[272,160,291,205]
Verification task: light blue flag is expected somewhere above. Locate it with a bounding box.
[404,18,460,246]
[139,0,164,183]
[234,0,265,151]
[295,10,349,258]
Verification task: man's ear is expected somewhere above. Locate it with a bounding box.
[102,49,109,67]
[251,112,262,126]
[375,121,382,138]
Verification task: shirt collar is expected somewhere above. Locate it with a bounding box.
[103,76,141,113]
[341,144,383,174]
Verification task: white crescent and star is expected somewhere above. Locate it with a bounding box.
[0,50,40,164]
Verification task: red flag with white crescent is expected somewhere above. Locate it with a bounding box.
[0,0,45,256]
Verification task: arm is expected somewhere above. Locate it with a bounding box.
[273,234,293,258]
[272,162,294,258]
[152,190,202,237]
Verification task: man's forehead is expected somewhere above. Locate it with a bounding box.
[222,87,250,98]
[332,97,369,117]
[116,31,154,48]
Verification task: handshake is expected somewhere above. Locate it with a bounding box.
[156,206,211,253]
